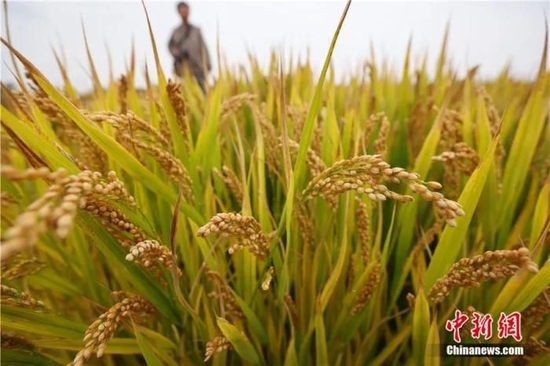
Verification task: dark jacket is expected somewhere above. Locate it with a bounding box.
[168,23,211,78]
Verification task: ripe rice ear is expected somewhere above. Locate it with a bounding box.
[429,248,538,304]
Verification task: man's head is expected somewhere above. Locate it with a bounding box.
[177,2,190,22]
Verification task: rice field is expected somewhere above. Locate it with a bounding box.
[1,2,549,366]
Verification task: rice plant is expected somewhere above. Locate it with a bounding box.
[1,1,549,365]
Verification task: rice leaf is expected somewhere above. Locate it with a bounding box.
[413,290,430,365]
[315,302,329,366]
[1,350,61,366]
[133,323,165,366]
[216,317,260,365]
[370,327,411,366]
[283,338,299,366]
[530,181,549,256]
[503,260,550,313]
[424,131,500,292]
[424,318,440,366]
[1,305,86,338]
[391,109,441,300]
[290,0,351,211]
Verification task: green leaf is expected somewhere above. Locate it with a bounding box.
[1,106,79,174]
[140,0,186,163]
[293,2,350,184]
[217,317,260,364]
[370,327,411,366]
[279,0,351,234]
[497,72,548,241]
[191,83,222,195]
[489,269,532,317]
[318,221,348,312]
[314,302,328,366]
[283,338,299,366]
[530,181,549,257]
[425,318,440,366]
[391,110,441,306]
[33,338,142,354]
[503,261,550,313]
[413,290,430,365]
[424,132,500,292]
[0,349,61,366]
[81,20,104,103]
[1,306,86,338]
[133,323,166,366]
[233,293,268,344]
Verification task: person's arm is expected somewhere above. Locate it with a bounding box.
[168,30,180,59]
[199,30,211,72]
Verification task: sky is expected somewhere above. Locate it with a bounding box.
[1,0,548,92]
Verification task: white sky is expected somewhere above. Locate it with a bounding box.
[1,1,549,92]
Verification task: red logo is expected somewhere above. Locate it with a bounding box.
[445,310,469,343]
[471,312,493,340]
[497,312,522,342]
[445,310,522,342]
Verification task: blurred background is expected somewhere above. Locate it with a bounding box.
[1,0,548,92]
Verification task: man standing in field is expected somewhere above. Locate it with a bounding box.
[168,2,211,93]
